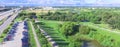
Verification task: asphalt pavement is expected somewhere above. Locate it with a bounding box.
[0,22,24,47]
[0,9,21,35]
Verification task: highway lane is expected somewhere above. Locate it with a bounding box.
[0,9,13,16]
[0,12,3,14]
[0,8,19,21]
[0,9,21,35]
[0,12,13,21]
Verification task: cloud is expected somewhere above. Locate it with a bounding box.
[0,0,120,6]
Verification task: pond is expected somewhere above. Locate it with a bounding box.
[82,40,102,47]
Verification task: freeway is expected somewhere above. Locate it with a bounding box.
[0,8,21,35]
[0,8,19,21]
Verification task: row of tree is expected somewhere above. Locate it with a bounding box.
[39,9,120,29]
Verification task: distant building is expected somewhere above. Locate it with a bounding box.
[28,8,33,10]
[0,6,5,11]
[42,7,53,10]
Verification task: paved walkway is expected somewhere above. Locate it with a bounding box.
[0,22,24,47]
[30,21,41,47]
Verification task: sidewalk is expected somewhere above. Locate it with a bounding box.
[30,21,41,47]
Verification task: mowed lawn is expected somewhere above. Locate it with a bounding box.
[39,20,69,47]
[28,21,37,47]
[39,20,120,47]
[41,20,120,46]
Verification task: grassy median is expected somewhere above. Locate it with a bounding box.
[33,22,52,47]
[28,21,37,47]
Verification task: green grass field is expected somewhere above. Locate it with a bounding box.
[38,20,69,47]
[80,22,120,47]
[32,21,52,47]
[38,20,120,47]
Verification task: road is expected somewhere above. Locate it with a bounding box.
[0,9,21,35]
[0,22,24,47]
[30,21,41,47]
[0,9,17,21]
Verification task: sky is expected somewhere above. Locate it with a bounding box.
[0,0,120,6]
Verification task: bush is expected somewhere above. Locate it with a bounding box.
[60,22,79,37]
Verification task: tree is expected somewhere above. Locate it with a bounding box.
[79,25,91,34]
[60,22,79,37]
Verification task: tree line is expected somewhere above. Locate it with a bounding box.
[39,9,120,30]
